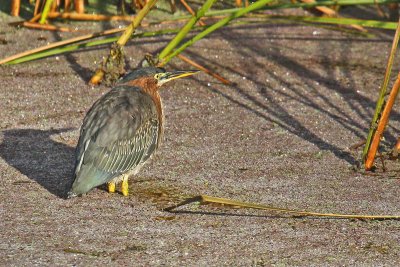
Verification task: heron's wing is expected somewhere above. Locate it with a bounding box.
[84,117,159,174]
[71,87,159,194]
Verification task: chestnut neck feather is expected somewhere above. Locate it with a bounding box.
[120,76,164,137]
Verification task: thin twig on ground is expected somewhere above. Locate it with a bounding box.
[15,21,77,32]
[165,195,400,220]
[46,12,136,21]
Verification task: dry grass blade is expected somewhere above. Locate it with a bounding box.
[165,195,400,220]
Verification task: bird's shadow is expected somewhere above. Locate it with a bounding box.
[0,128,76,198]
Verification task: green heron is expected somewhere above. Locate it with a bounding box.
[68,67,198,197]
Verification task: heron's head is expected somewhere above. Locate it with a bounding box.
[118,67,199,89]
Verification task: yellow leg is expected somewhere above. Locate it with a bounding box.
[121,175,129,196]
[108,182,116,193]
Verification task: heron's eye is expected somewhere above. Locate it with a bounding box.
[154,73,162,80]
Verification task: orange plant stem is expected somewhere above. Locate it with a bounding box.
[365,72,400,170]
[74,0,84,13]
[51,0,58,12]
[11,0,21,16]
[394,138,400,151]
[177,54,231,85]
[89,69,105,85]
[18,22,78,32]
[180,0,206,26]
[65,0,71,12]
[34,0,41,16]
[300,0,365,31]
[46,12,135,21]
[301,0,336,16]
[30,13,43,22]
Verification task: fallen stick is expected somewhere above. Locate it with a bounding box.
[46,12,136,21]
[177,54,232,85]
[165,195,400,220]
[16,21,77,32]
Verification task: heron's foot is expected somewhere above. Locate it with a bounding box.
[121,175,129,196]
[108,182,116,193]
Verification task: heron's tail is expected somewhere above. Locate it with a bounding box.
[68,163,113,197]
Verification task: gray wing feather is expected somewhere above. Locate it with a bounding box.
[96,118,158,174]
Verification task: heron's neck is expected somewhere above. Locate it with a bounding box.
[143,84,164,144]
[146,88,163,126]
[120,77,163,131]
[120,77,158,92]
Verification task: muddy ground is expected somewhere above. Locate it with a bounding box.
[1,5,400,266]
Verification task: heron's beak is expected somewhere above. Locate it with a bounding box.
[158,70,199,86]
